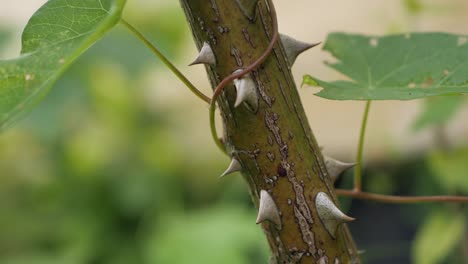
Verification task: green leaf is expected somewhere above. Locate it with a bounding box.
[412,95,464,131]
[412,210,465,264]
[306,32,468,100]
[0,0,126,129]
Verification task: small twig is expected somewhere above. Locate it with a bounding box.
[336,189,468,204]
[209,0,279,153]
[354,100,371,192]
[120,19,211,104]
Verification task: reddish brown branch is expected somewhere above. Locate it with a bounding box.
[336,189,468,204]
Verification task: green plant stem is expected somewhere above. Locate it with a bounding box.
[120,19,210,104]
[336,189,468,204]
[210,103,226,154]
[208,0,279,154]
[354,100,372,192]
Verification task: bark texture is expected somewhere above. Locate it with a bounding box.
[179,1,360,263]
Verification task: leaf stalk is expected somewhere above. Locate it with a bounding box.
[354,100,372,191]
[120,19,210,104]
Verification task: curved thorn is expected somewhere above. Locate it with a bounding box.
[315,192,355,239]
[189,42,216,66]
[256,190,282,229]
[324,156,356,183]
[280,34,320,66]
[220,158,242,178]
[235,0,259,21]
[233,69,259,112]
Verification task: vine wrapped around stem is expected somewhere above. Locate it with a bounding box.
[208,0,279,154]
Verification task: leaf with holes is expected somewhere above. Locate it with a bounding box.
[0,0,126,129]
[303,32,468,100]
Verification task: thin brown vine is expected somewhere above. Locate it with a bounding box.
[209,0,279,153]
[336,189,468,204]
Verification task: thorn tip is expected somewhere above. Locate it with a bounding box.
[189,42,215,66]
[256,190,282,229]
[280,34,320,66]
[220,158,242,178]
[233,69,258,112]
[315,192,354,238]
[324,156,356,183]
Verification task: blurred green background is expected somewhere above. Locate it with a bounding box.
[1,0,468,263]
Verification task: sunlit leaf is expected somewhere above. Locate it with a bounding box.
[412,210,465,264]
[0,0,126,129]
[304,32,468,100]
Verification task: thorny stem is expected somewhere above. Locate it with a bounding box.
[336,189,468,204]
[354,100,371,192]
[209,0,279,154]
[123,10,468,209]
[120,19,211,104]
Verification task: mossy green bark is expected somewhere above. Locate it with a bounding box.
[179,1,360,263]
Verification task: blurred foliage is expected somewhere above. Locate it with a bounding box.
[1,1,468,264]
[0,4,267,264]
[0,29,9,47]
[429,147,468,193]
[412,209,465,264]
[412,95,465,131]
[146,207,268,264]
[342,151,468,264]
[403,0,423,15]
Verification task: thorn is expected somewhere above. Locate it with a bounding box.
[220,158,242,178]
[280,34,320,66]
[233,69,259,112]
[315,192,355,239]
[324,156,356,183]
[235,0,259,21]
[256,190,282,229]
[189,42,215,66]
